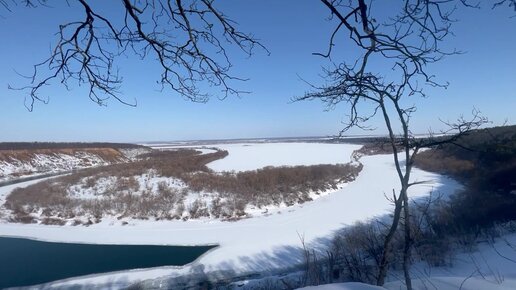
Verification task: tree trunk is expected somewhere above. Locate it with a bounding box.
[376,188,404,285]
[402,194,413,290]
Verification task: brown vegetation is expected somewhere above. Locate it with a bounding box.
[0,148,127,163]
[4,149,362,224]
[188,163,361,208]
[414,150,475,177]
[352,141,398,157]
[414,126,516,228]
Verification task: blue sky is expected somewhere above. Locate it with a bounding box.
[0,1,514,142]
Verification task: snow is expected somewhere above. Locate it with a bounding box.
[299,282,386,290]
[390,276,516,290]
[302,232,516,290]
[118,148,152,160]
[207,143,361,172]
[0,142,463,288]
[195,148,219,155]
[152,145,219,155]
[383,232,516,290]
[65,172,186,201]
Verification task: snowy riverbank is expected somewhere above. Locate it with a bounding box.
[0,142,462,288]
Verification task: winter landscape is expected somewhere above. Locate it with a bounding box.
[1,1,515,290]
[1,132,515,289]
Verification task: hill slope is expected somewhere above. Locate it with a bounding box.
[0,143,149,182]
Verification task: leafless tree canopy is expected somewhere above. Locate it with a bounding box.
[295,1,492,287]
[3,0,268,110]
[298,0,484,133]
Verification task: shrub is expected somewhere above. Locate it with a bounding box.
[41,217,67,225]
[331,222,383,283]
[188,200,209,219]
[115,176,139,192]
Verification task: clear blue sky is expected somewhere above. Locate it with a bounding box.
[0,1,514,142]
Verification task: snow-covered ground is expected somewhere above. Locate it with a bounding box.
[0,142,462,288]
[154,145,220,155]
[207,143,361,172]
[384,230,516,290]
[300,282,385,290]
[295,231,516,290]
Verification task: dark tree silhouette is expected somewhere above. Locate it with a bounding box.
[295,0,489,288]
[3,0,268,110]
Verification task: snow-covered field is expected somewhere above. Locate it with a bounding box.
[0,142,463,288]
[207,143,361,172]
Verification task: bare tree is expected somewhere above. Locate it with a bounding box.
[3,0,268,110]
[295,0,488,288]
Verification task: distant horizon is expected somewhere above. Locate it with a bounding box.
[1,123,513,145]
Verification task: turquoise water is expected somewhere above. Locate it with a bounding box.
[0,237,215,288]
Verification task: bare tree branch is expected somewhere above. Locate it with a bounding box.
[294,0,490,287]
[5,0,268,110]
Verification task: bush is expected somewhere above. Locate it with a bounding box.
[331,222,383,283]
[188,200,209,219]
[41,217,67,225]
[115,176,140,192]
